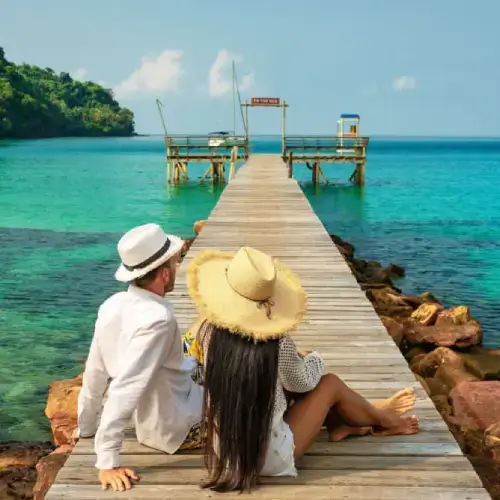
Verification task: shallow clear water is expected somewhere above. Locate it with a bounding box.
[0,136,499,441]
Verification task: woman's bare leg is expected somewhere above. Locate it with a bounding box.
[326,387,417,442]
[284,373,419,458]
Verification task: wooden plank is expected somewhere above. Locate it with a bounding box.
[64,453,475,470]
[46,154,488,499]
[46,484,492,500]
[73,436,462,456]
[55,468,483,488]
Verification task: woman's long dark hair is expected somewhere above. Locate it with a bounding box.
[202,325,280,492]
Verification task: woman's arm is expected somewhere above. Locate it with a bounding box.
[278,336,324,393]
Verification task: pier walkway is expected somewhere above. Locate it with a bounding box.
[46,155,489,499]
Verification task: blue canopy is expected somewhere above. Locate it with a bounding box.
[340,114,360,119]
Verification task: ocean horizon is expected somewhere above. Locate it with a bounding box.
[1,135,499,442]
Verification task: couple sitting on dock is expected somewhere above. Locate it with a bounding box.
[77,223,420,493]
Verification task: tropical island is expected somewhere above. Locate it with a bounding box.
[0,47,135,138]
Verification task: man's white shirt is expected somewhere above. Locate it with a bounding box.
[77,284,203,470]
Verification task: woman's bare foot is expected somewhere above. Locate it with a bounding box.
[374,387,416,416]
[327,388,417,442]
[329,414,420,442]
[329,425,372,442]
[371,415,420,436]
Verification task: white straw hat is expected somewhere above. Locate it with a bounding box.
[115,223,184,282]
[187,247,307,340]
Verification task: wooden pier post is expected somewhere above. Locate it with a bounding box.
[229,146,238,182]
[287,152,293,178]
[351,161,366,186]
[312,161,320,186]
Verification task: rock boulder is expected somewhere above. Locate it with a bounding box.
[450,381,500,431]
[45,373,82,447]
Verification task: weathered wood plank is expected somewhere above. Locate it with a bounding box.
[46,484,492,500]
[55,468,483,488]
[63,453,474,470]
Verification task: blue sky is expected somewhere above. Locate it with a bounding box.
[2,0,500,136]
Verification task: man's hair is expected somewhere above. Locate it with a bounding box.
[131,259,172,288]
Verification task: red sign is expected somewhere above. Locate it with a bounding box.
[251,97,280,106]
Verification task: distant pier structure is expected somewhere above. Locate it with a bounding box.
[157,95,370,186]
[284,112,369,186]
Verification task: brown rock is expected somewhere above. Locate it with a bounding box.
[419,291,441,304]
[404,322,482,348]
[450,381,500,431]
[400,295,425,309]
[0,442,53,469]
[380,316,404,346]
[435,363,480,393]
[33,445,72,500]
[351,258,367,272]
[366,287,406,305]
[374,303,414,318]
[436,305,472,326]
[406,346,428,372]
[45,374,83,447]
[412,346,464,378]
[424,376,449,398]
[329,234,355,261]
[385,263,405,278]
[193,220,206,235]
[485,422,500,463]
[462,347,500,380]
[366,287,413,317]
[181,237,195,258]
[431,394,453,418]
[411,303,444,325]
[0,466,37,500]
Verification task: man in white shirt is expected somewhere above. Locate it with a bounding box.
[77,223,204,492]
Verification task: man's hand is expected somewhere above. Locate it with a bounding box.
[298,350,312,359]
[98,468,139,492]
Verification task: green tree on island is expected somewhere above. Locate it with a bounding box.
[0,47,135,138]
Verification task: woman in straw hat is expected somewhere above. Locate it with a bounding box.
[187,246,419,492]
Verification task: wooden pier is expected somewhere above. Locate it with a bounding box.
[283,135,369,186]
[46,155,489,499]
[164,135,248,185]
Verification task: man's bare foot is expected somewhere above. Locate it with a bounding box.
[371,415,420,437]
[374,387,416,416]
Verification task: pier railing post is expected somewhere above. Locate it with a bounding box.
[287,152,293,178]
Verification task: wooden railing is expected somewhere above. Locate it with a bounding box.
[165,135,248,151]
[284,135,369,150]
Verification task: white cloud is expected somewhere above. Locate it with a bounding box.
[72,68,88,81]
[393,76,416,91]
[113,50,184,99]
[209,49,254,98]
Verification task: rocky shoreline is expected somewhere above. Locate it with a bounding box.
[1,223,499,499]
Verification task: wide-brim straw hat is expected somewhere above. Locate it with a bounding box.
[187,247,307,341]
[115,223,184,282]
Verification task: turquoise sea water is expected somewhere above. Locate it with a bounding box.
[1,136,499,442]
